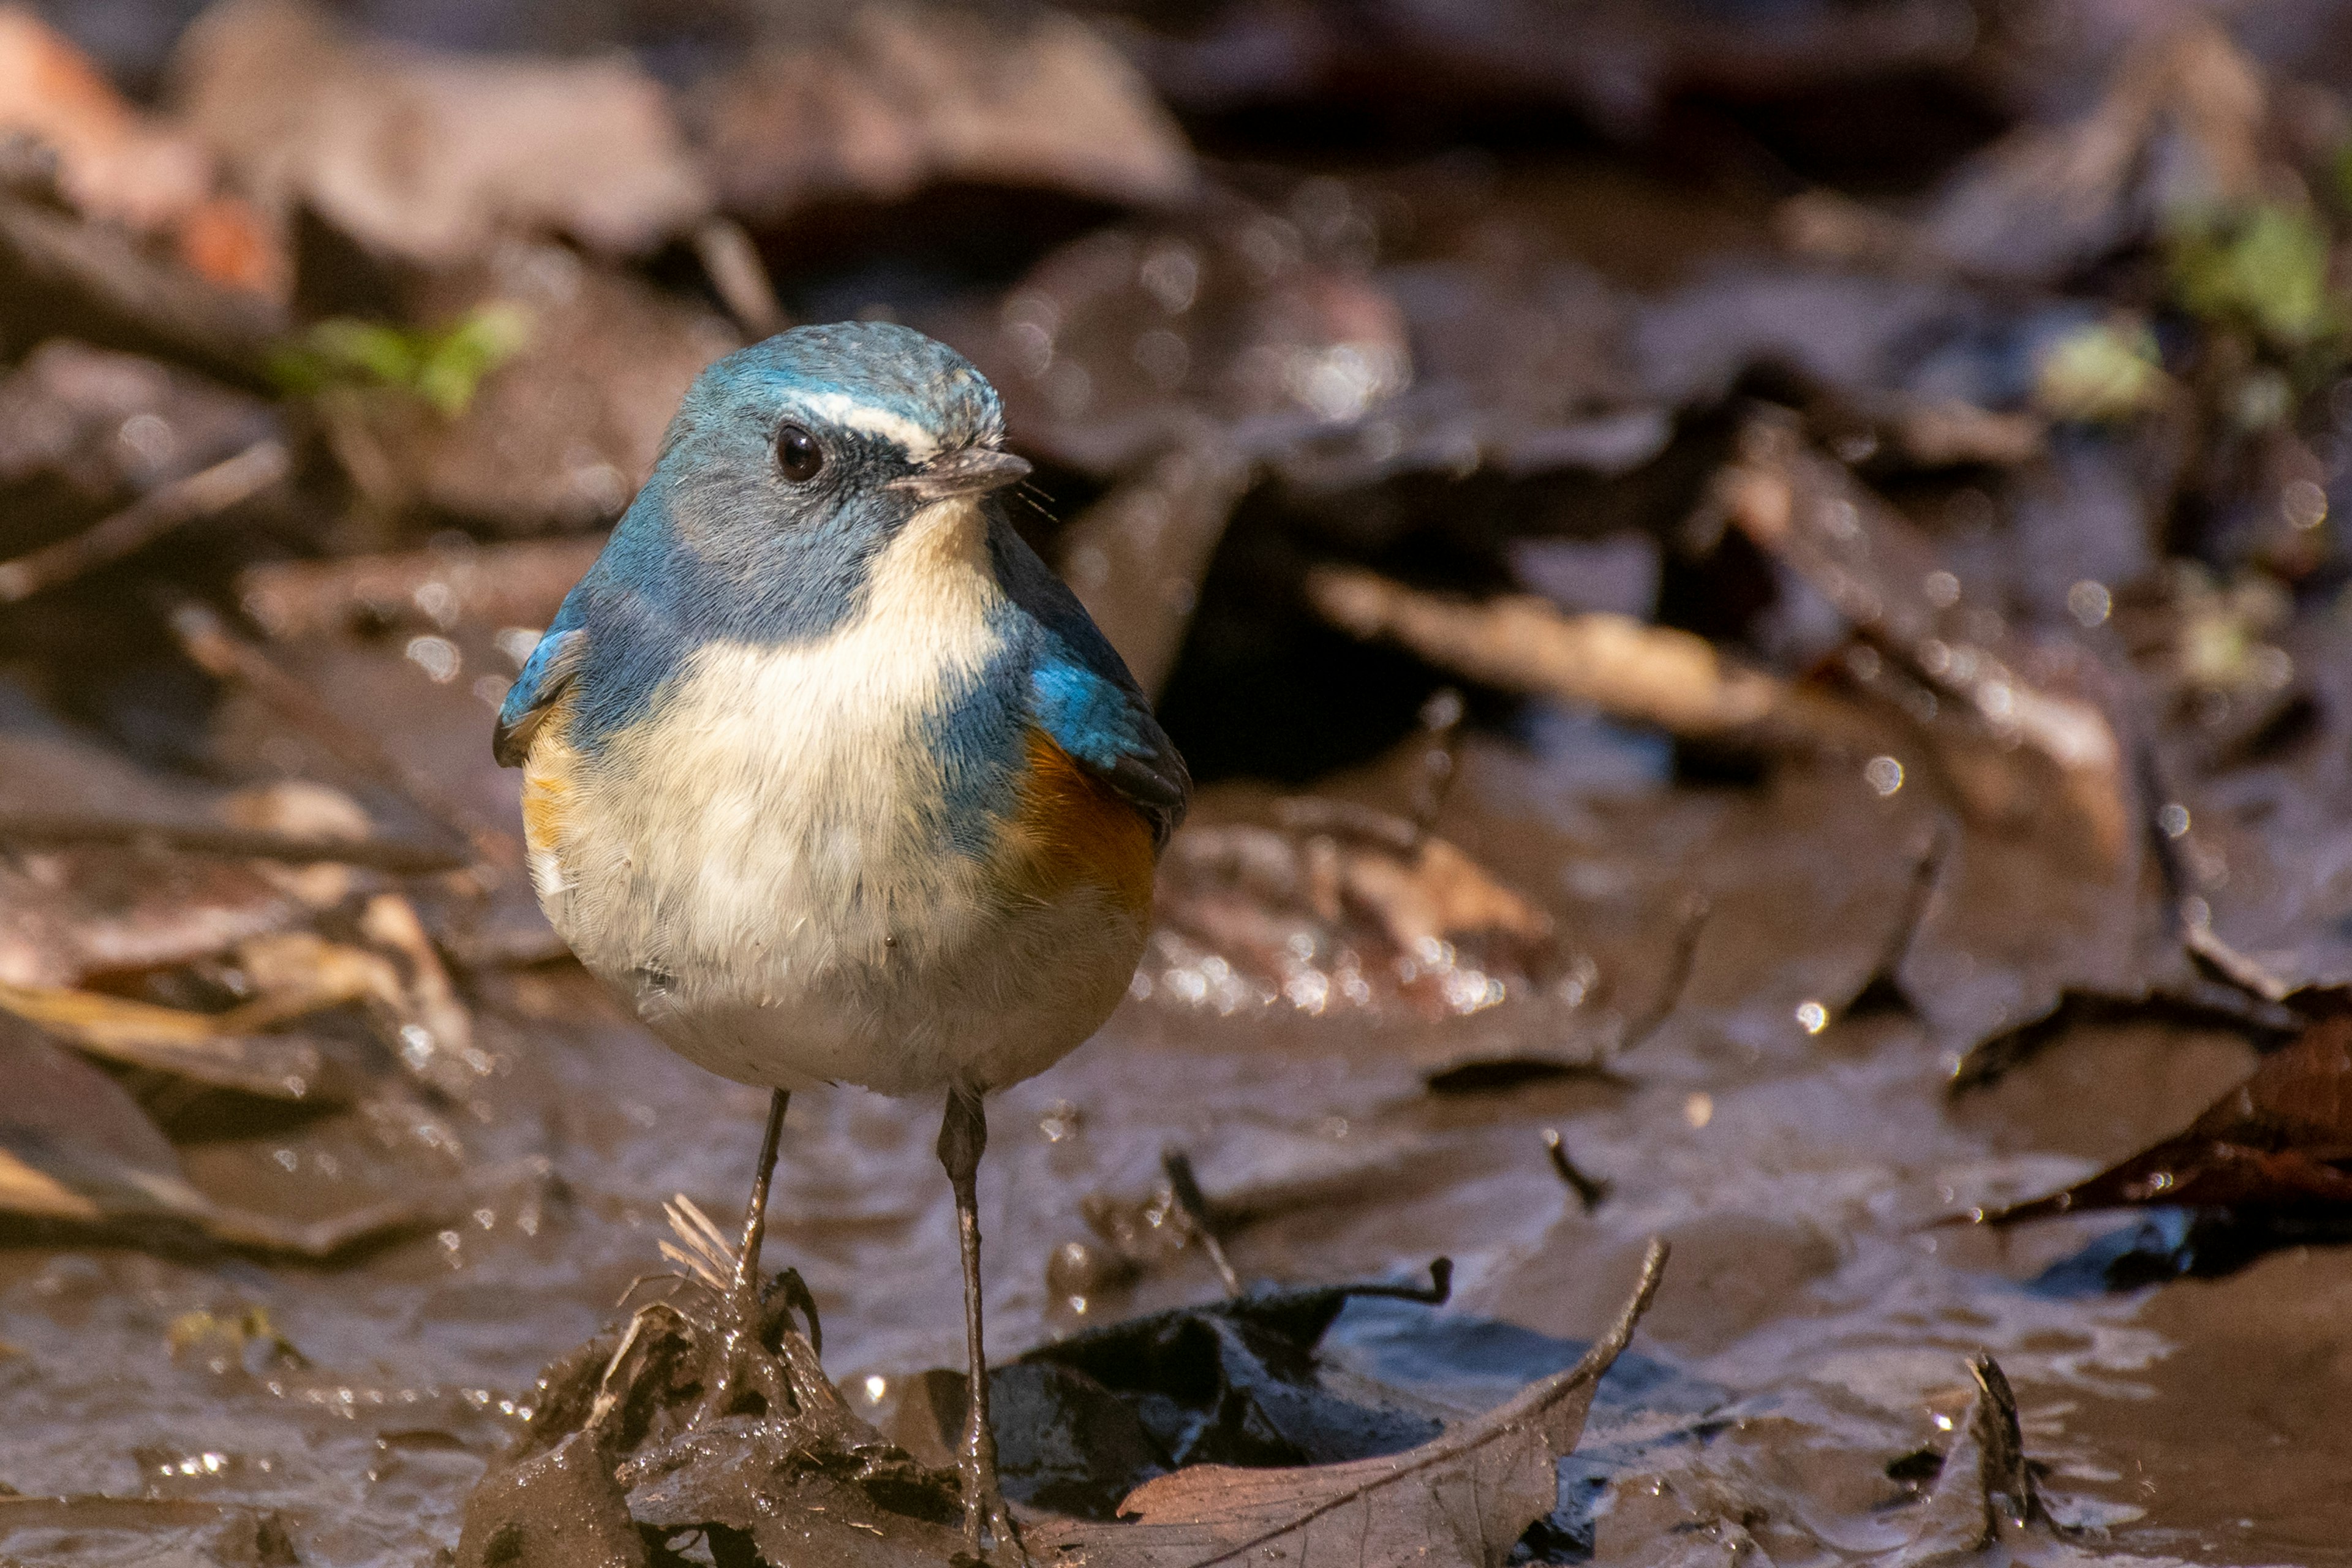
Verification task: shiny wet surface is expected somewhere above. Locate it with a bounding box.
[1,736,2340,1566]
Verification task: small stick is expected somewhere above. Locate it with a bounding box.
[0,440,288,603]
[1161,1148,1241,1297]
[1542,1128,1611,1212]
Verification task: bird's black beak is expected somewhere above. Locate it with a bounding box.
[889,446,1033,501]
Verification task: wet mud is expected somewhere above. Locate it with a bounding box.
[2,731,2345,1564]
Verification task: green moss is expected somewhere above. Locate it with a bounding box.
[2034,317,2168,423]
[272,304,532,417]
[2169,203,2338,351]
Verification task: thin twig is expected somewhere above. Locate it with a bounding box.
[1541,1128,1611,1212]
[692,217,785,339]
[1619,894,1710,1055]
[0,440,288,603]
[1161,1148,1241,1297]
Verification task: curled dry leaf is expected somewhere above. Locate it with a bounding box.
[695,2,1194,222]
[1030,1238,1666,1568]
[1144,798,1565,1022]
[1960,1012,2352,1224]
[175,0,711,267]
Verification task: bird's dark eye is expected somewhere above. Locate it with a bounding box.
[775,423,824,483]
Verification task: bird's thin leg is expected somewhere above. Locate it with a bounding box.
[939,1086,1026,1563]
[733,1087,790,1314]
[691,1088,794,1425]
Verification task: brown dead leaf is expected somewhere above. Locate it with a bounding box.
[1962,1013,2352,1223]
[320,245,737,532]
[0,9,281,294]
[0,1015,506,1256]
[0,8,206,232]
[236,534,606,641]
[175,0,710,268]
[1146,798,1567,1022]
[0,978,355,1103]
[694,3,1194,222]
[1031,1238,1665,1568]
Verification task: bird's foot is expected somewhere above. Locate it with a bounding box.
[684,1269,794,1427]
[959,1466,1030,1567]
[662,1195,833,1432]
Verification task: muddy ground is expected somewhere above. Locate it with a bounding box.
[6,0,2352,1564]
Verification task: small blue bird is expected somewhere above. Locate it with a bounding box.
[492,322,1188,1556]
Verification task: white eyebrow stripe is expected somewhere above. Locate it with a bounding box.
[796,391,940,462]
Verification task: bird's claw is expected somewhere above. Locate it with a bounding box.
[960,1479,1030,1567]
[685,1272,796,1427]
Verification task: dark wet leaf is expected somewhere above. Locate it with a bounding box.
[902,1261,1459,1517]
[0,1009,502,1255]
[973,202,1412,475]
[1030,1240,1664,1568]
[0,977,359,1103]
[1895,1354,2062,1564]
[1966,1013,2352,1223]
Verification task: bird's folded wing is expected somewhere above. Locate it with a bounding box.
[1029,650,1191,848]
[492,625,587,767]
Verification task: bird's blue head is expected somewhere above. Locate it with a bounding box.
[606,321,1030,638]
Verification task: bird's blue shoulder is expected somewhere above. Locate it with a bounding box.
[985,522,1191,845]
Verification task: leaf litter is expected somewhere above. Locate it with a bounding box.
[7,0,2352,1561]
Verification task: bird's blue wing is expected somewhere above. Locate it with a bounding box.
[991,524,1191,846]
[492,609,587,768]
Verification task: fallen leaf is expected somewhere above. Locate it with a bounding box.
[975,204,1411,475]
[314,244,737,532]
[175,0,710,268]
[0,337,278,557]
[1144,797,1570,1023]
[1962,1013,2352,1223]
[1029,1238,1665,1568]
[235,533,604,641]
[0,977,357,1103]
[693,3,1194,222]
